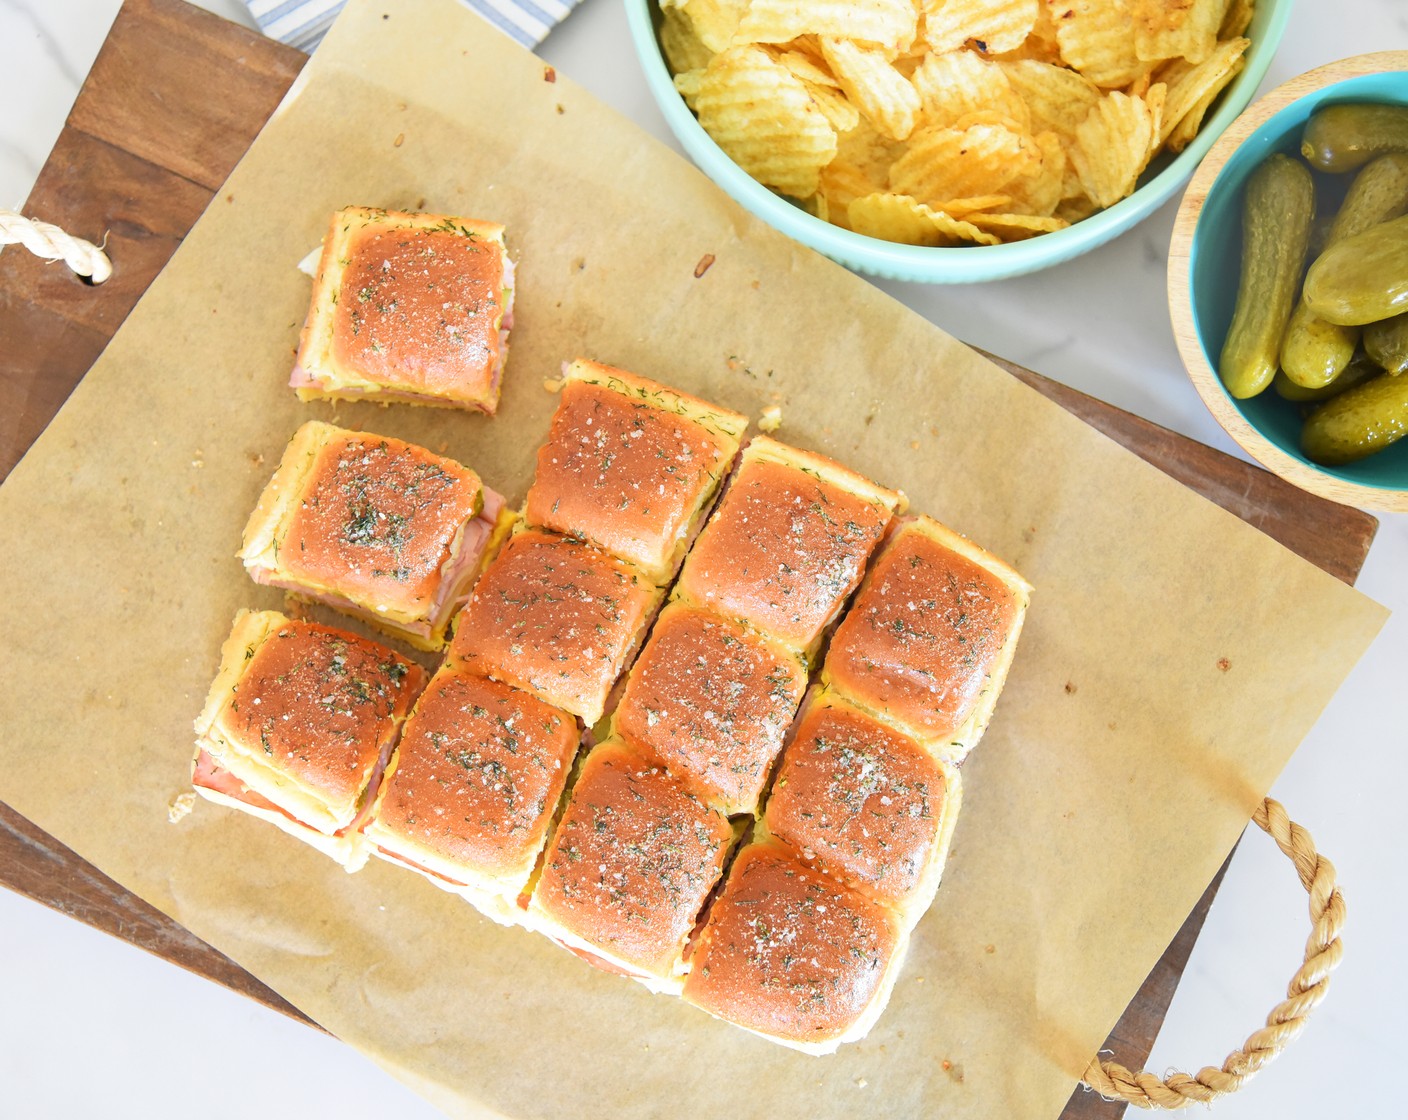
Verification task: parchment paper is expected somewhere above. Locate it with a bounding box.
[0,2,1388,1117]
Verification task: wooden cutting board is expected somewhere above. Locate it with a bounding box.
[0,2,1378,1116]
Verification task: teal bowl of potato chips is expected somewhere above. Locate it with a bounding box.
[626,0,1291,283]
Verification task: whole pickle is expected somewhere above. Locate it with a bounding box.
[1219,154,1315,399]
[1274,350,1382,402]
[1301,372,1408,464]
[1301,103,1408,174]
[1364,313,1408,375]
[1303,212,1408,326]
[1280,301,1358,388]
[1279,154,1408,386]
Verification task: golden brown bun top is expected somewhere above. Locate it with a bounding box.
[613,604,806,814]
[682,840,899,1044]
[448,528,658,723]
[764,693,947,903]
[329,214,506,392]
[534,739,734,975]
[524,372,740,578]
[826,520,1021,739]
[219,618,425,803]
[676,454,894,651]
[279,430,483,615]
[373,667,578,876]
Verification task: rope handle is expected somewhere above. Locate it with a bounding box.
[1081,797,1345,1109]
[0,209,112,283]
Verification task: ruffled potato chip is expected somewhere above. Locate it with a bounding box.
[1056,0,1159,88]
[1133,0,1228,66]
[1165,51,1244,151]
[1157,35,1248,145]
[661,7,714,77]
[911,49,1032,132]
[773,47,840,88]
[890,122,1039,206]
[670,0,749,54]
[1003,130,1068,216]
[738,0,919,54]
[966,211,1072,239]
[1221,0,1255,37]
[848,192,1002,245]
[922,0,1040,56]
[804,79,863,133]
[821,37,922,140]
[999,58,1101,140]
[695,46,838,198]
[1070,90,1155,207]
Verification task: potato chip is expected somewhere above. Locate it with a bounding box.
[661,7,714,77]
[848,192,1002,245]
[1165,52,1244,151]
[1133,0,1228,66]
[817,159,885,229]
[911,49,1031,133]
[673,0,750,54]
[1158,35,1248,145]
[1003,130,1067,216]
[922,0,1040,56]
[966,211,1072,239]
[820,37,922,141]
[990,0,1062,63]
[1056,0,1158,89]
[695,47,839,198]
[804,80,863,133]
[890,122,1039,206]
[673,68,705,110]
[1221,0,1255,37]
[836,116,910,178]
[925,193,1015,216]
[999,59,1101,139]
[773,48,840,88]
[1070,90,1155,207]
[738,0,919,54]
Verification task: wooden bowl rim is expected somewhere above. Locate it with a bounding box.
[1169,50,1408,514]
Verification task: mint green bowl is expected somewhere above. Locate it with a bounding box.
[625,0,1292,283]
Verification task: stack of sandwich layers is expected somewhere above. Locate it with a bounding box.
[192,355,1029,1053]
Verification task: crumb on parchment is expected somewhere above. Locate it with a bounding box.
[168,792,196,824]
[757,405,782,433]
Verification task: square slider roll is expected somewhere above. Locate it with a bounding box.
[674,436,901,655]
[239,421,512,651]
[361,664,578,926]
[761,689,962,916]
[611,602,808,815]
[192,610,426,870]
[528,738,736,993]
[447,528,663,726]
[291,207,513,413]
[682,840,906,1054]
[524,360,748,584]
[824,515,1031,763]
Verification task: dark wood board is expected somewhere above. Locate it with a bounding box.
[0,2,1379,1117]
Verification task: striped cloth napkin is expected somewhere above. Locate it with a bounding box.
[245,0,583,52]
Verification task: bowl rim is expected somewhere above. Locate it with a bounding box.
[1168,49,1408,514]
[625,0,1292,283]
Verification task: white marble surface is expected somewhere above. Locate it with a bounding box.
[2,2,1406,1118]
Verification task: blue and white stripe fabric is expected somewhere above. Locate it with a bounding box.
[245,0,582,52]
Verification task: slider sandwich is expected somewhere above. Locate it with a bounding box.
[192,610,426,869]
[292,207,513,413]
[761,689,962,914]
[362,664,578,925]
[524,360,747,584]
[824,515,1032,762]
[681,840,906,1054]
[674,436,901,655]
[240,421,513,651]
[528,738,736,993]
[612,602,807,815]
[447,528,663,726]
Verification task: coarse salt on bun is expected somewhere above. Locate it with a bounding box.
[191,609,425,869]
[524,360,747,584]
[292,207,513,413]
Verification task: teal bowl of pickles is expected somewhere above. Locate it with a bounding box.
[1171,51,1408,512]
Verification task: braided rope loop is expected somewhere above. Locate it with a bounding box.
[1080,797,1344,1109]
[0,210,112,283]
